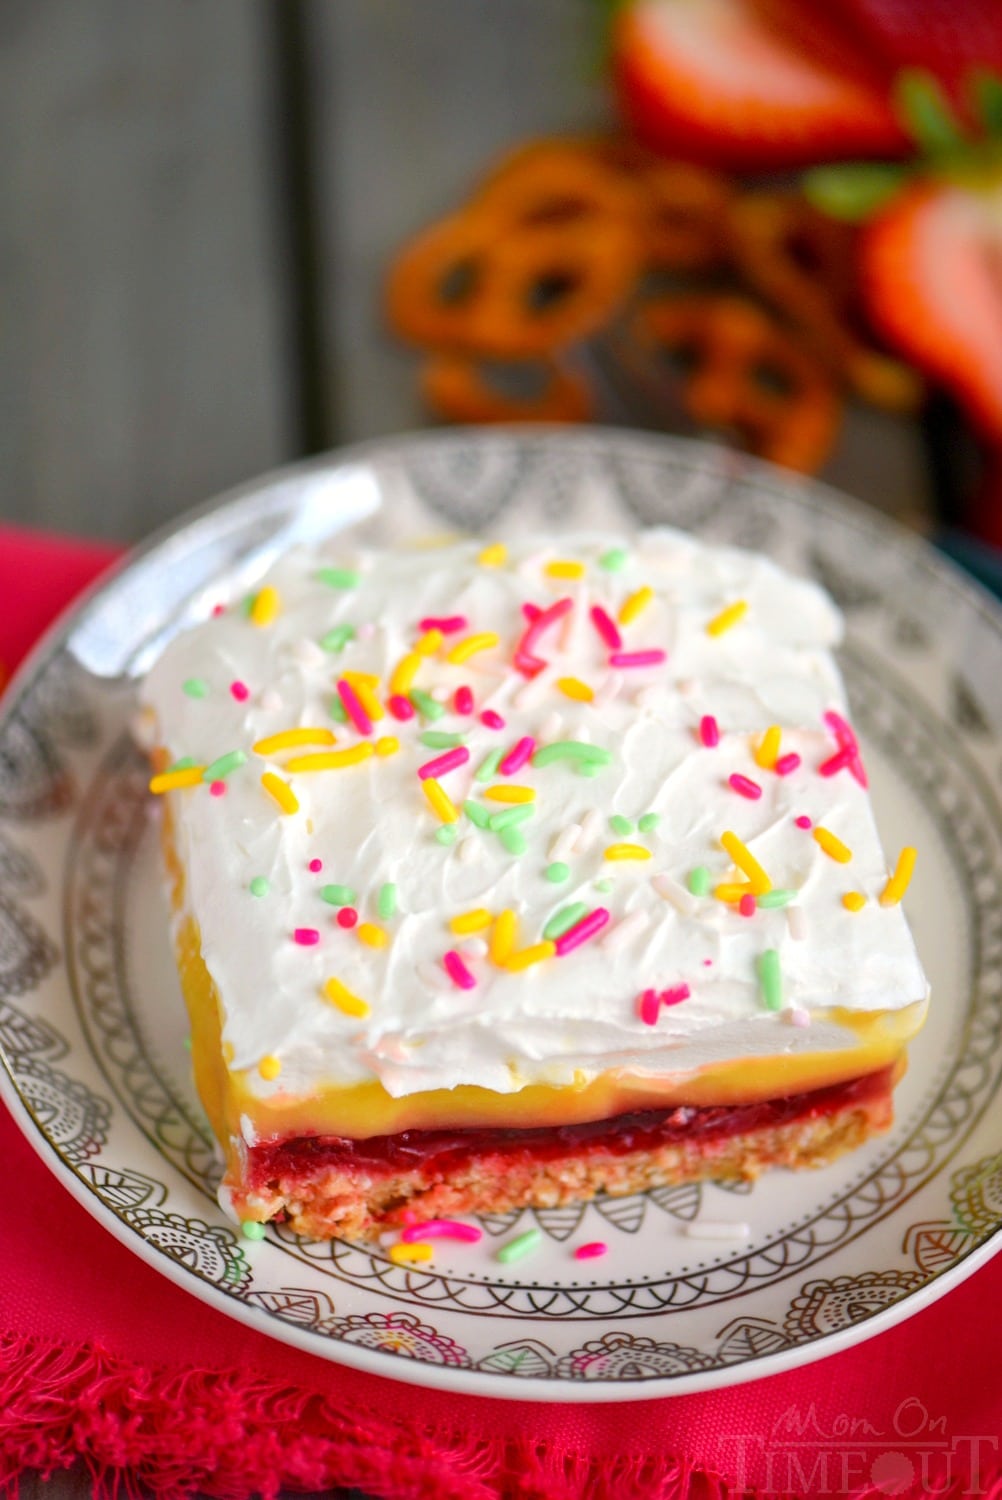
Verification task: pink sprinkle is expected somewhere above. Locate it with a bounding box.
[795,815,813,830]
[337,679,373,736]
[499,736,535,775]
[574,1242,608,1261]
[555,907,610,956]
[609,650,667,668]
[521,602,542,622]
[818,746,854,777]
[481,709,505,731]
[823,709,868,787]
[388,694,416,721]
[515,649,546,676]
[294,928,320,946]
[514,597,573,677]
[703,958,713,966]
[209,780,226,797]
[418,747,470,781]
[230,680,250,702]
[211,603,226,617]
[699,715,720,748]
[443,950,477,991]
[337,907,358,929]
[738,894,757,917]
[590,606,622,650]
[454,686,474,715]
[729,773,762,800]
[775,753,802,776]
[661,983,691,1006]
[638,988,660,1025]
[308,858,323,873]
[420,615,467,635]
[401,1219,482,1244]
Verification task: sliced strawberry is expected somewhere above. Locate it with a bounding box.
[860,181,1002,442]
[612,0,908,171]
[822,0,1002,99]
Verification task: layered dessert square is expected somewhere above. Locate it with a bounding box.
[141,529,928,1241]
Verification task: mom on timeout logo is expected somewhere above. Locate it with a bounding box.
[719,1398,999,1495]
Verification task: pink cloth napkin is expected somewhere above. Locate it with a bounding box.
[1,524,1001,1498]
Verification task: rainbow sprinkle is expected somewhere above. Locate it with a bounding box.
[389,1242,433,1265]
[443,950,477,990]
[448,632,500,664]
[294,928,320,946]
[260,772,299,813]
[590,606,622,650]
[401,1220,482,1244]
[728,774,762,800]
[758,949,783,1010]
[880,847,917,906]
[813,826,853,863]
[450,908,493,936]
[609,650,666,668]
[418,747,470,781]
[253,728,336,755]
[337,679,373,736]
[506,940,556,972]
[754,726,781,771]
[490,909,518,965]
[323,977,370,1018]
[250,586,281,627]
[618,586,653,626]
[554,907,609,954]
[574,1242,608,1260]
[843,892,867,912]
[775,753,802,776]
[706,599,747,637]
[699,715,720,748]
[497,1228,542,1264]
[286,746,374,772]
[545,559,585,579]
[499,736,535,775]
[604,843,651,861]
[720,831,772,895]
[149,766,205,794]
[423,778,460,823]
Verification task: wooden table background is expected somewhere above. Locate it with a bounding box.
[2,0,933,549]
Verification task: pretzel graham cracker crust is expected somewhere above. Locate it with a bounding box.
[140,530,928,1242]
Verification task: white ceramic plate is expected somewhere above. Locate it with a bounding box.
[2,430,1001,1402]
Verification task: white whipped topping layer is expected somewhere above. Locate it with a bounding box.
[142,529,929,1102]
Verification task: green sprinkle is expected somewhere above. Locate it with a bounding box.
[609,814,635,837]
[169,755,197,772]
[316,567,360,590]
[183,1035,192,1051]
[420,731,466,748]
[435,824,458,846]
[758,949,783,1011]
[489,804,535,832]
[500,826,527,856]
[594,878,613,893]
[321,883,356,906]
[183,678,210,699]
[249,876,270,898]
[463,800,490,829]
[533,740,613,769]
[638,813,661,834]
[241,1220,267,1241]
[497,1227,543,1264]
[241,594,255,617]
[599,547,629,573]
[328,694,348,722]
[377,882,397,920]
[545,861,570,883]
[202,749,248,782]
[475,748,504,783]
[320,624,355,653]
[688,866,711,897]
[410,689,445,721]
[757,889,797,909]
[543,902,589,941]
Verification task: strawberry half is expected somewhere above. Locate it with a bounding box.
[860,180,1002,442]
[612,0,908,170]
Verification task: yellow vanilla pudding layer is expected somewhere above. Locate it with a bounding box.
[143,527,930,1214]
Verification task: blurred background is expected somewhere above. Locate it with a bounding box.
[3,0,1002,589]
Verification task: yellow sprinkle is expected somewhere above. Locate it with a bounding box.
[478,543,508,567]
[375,735,400,757]
[250,585,281,627]
[483,784,536,804]
[490,909,518,965]
[720,830,772,895]
[706,599,748,637]
[450,908,494,936]
[880,847,917,907]
[423,777,460,823]
[505,940,556,973]
[260,772,299,813]
[390,652,422,696]
[714,881,753,903]
[448,632,500,665]
[814,826,853,863]
[258,1054,281,1080]
[754,726,781,771]
[389,1242,433,1265]
[545,559,585,580]
[149,767,205,793]
[604,843,653,861]
[556,677,594,703]
[843,892,867,912]
[253,728,336,755]
[343,674,385,721]
[414,628,443,657]
[357,922,389,949]
[619,586,654,626]
[323,977,371,1018]
[286,746,374,772]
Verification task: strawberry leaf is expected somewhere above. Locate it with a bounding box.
[971,70,1002,138]
[895,69,967,155]
[802,163,910,222]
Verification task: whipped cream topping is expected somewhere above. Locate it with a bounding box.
[141,529,929,1103]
